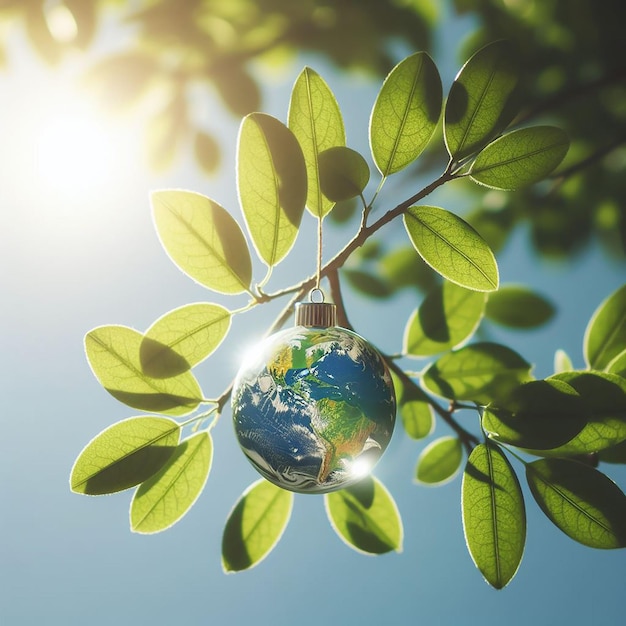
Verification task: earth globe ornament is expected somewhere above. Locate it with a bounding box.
[231,290,396,494]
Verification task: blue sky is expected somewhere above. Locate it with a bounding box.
[1,8,625,626]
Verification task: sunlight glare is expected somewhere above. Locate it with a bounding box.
[351,456,374,479]
[15,74,145,255]
[236,339,267,374]
[36,99,120,196]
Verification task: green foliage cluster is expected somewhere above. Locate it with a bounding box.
[454,0,626,258]
[4,0,624,262]
[0,0,432,172]
[70,42,626,588]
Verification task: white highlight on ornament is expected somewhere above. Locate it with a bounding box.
[350,457,374,479]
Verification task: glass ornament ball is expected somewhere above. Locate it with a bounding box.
[231,301,396,494]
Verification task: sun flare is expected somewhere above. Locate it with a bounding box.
[350,456,374,479]
[10,70,146,254]
[35,99,121,196]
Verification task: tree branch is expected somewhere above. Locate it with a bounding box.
[214,167,457,419]
[327,268,352,329]
[384,358,480,455]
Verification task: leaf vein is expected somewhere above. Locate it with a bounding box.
[73,424,179,488]
[534,469,616,538]
[384,60,422,177]
[485,444,503,586]
[411,213,496,287]
[165,201,248,292]
[133,436,206,529]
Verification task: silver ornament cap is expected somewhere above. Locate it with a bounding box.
[295,301,337,328]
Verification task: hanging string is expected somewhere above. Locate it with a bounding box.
[315,216,323,293]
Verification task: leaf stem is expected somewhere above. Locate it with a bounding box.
[359,192,370,225]
[497,442,529,467]
[231,301,259,316]
[180,405,218,432]
[256,266,274,292]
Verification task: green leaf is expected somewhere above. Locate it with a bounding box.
[222,479,294,573]
[599,440,626,464]
[533,371,626,456]
[151,189,252,294]
[422,342,532,404]
[140,303,231,378]
[318,146,370,202]
[482,379,587,450]
[400,397,434,441]
[584,284,626,370]
[342,268,392,299]
[328,198,359,224]
[370,52,442,176]
[526,457,626,549]
[391,371,434,440]
[238,112,307,267]
[130,432,212,534]
[379,245,438,293]
[469,126,569,190]
[70,417,180,495]
[554,348,574,374]
[356,239,383,261]
[444,40,518,161]
[462,443,526,589]
[325,476,403,555]
[403,281,486,356]
[486,285,555,329]
[404,205,499,292]
[416,436,463,485]
[85,325,203,416]
[607,350,626,377]
[288,67,345,218]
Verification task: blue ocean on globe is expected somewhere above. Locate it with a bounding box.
[232,325,396,493]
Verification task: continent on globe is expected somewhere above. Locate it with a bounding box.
[232,319,396,494]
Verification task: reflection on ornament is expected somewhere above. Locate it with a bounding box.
[231,297,396,494]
